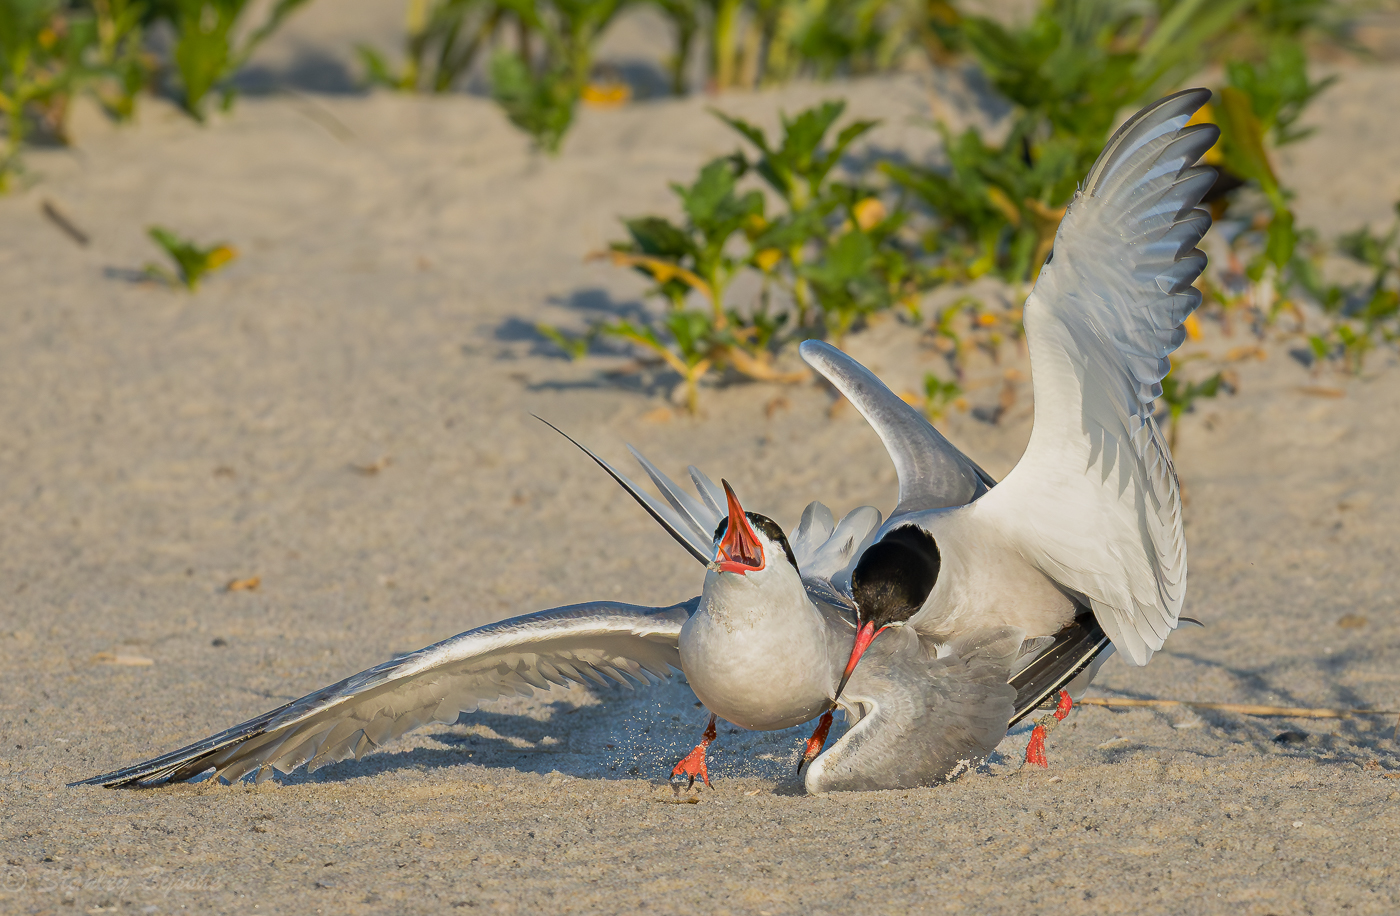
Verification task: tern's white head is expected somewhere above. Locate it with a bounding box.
[702,480,803,606]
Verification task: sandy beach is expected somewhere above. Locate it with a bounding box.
[1,3,1399,913]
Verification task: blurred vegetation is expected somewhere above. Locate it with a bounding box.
[143,225,237,290]
[1,0,1394,410]
[0,0,311,188]
[532,0,1393,411]
[543,99,923,410]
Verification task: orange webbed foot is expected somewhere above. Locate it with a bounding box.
[671,713,718,788]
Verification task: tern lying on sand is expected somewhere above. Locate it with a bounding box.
[75,88,1212,793]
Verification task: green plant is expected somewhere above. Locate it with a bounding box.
[357,0,626,151]
[0,0,97,190]
[921,370,961,423]
[883,123,1073,286]
[489,0,627,152]
[882,0,1151,286]
[144,226,237,290]
[1295,204,1400,375]
[880,0,1349,289]
[569,101,935,410]
[716,99,918,336]
[1159,361,1226,450]
[798,195,919,343]
[535,322,595,360]
[1207,36,1335,291]
[579,153,810,411]
[489,49,577,153]
[87,0,149,120]
[600,313,717,414]
[358,0,505,93]
[149,0,311,120]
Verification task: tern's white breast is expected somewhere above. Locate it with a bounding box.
[908,507,1078,640]
[680,569,839,731]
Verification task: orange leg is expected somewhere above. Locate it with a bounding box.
[1023,690,1073,769]
[796,708,835,774]
[671,714,718,788]
[1025,725,1049,768]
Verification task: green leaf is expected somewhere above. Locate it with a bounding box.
[624,216,695,260]
[489,50,576,153]
[1216,85,1281,202]
[1264,208,1297,271]
[536,324,593,360]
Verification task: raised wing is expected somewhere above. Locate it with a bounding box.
[799,340,994,518]
[805,625,1021,793]
[75,600,694,788]
[973,89,1217,666]
[798,503,882,600]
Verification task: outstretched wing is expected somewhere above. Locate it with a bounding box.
[799,340,994,518]
[805,626,1021,793]
[75,600,694,788]
[972,89,1218,666]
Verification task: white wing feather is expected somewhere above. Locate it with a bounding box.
[973,89,1218,666]
[77,600,693,787]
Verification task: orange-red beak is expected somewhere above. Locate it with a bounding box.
[712,480,765,575]
[833,620,884,701]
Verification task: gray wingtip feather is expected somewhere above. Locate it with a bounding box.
[1084,88,1213,197]
[532,416,711,566]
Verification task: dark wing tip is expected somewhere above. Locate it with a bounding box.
[1084,88,1214,197]
[1008,611,1112,725]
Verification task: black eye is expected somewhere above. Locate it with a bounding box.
[746,512,798,572]
[712,518,728,544]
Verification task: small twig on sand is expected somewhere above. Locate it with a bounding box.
[42,199,90,246]
[1080,697,1399,719]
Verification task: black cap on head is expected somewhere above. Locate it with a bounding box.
[851,525,941,629]
[712,512,799,572]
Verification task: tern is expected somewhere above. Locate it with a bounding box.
[819,87,1218,766]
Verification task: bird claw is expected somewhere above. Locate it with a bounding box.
[671,713,717,789]
[670,744,710,789]
[1024,690,1073,769]
[1025,724,1049,768]
[1053,689,1073,721]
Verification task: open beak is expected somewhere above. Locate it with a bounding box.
[710,480,765,575]
[832,620,884,702]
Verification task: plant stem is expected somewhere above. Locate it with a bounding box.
[737,13,762,89]
[789,244,811,325]
[670,17,694,94]
[712,0,741,90]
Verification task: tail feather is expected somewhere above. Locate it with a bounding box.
[1008,610,1111,726]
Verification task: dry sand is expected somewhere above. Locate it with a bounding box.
[1,6,1399,914]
